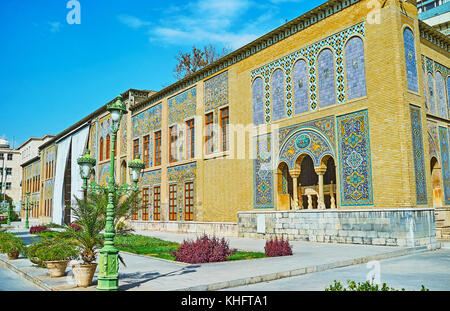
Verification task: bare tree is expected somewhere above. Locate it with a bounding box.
[173,44,231,80]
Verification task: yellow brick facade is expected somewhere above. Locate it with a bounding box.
[25,0,450,231]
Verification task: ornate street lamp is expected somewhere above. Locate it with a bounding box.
[77,95,144,291]
[21,192,33,229]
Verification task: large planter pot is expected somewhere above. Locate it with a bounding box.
[7,251,19,260]
[45,260,70,277]
[72,263,97,287]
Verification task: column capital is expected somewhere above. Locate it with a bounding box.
[289,169,301,178]
[314,165,327,175]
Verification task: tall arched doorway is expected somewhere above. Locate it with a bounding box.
[277,162,293,210]
[431,157,443,207]
[322,155,337,209]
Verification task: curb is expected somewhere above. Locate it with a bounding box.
[174,243,441,291]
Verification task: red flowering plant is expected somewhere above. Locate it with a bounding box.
[29,225,49,234]
[264,237,293,257]
[170,234,237,264]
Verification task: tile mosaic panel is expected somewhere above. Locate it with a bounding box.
[89,122,98,160]
[98,162,110,186]
[317,48,336,108]
[410,105,427,205]
[439,127,450,205]
[278,116,335,150]
[44,180,54,200]
[337,109,373,206]
[436,71,448,119]
[345,36,367,100]
[120,116,127,156]
[293,59,309,114]
[252,77,265,125]
[251,22,365,124]
[427,72,437,115]
[448,77,450,115]
[427,122,439,159]
[204,71,228,113]
[271,68,286,121]
[423,67,429,112]
[132,103,162,138]
[403,28,418,92]
[279,129,334,169]
[168,87,196,125]
[253,134,274,209]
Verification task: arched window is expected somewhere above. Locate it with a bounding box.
[436,71,447,119]
[317,48,336,108]
[403,28,418,92]
[106,134,110,160]
[427,72,437,115]
[345,36,366,100]
[293,59,309,114]
[447,76,450,115]
[423,67,428,112]
[271,68,285,121]
[99,137,104,161]
[252,77,264,125]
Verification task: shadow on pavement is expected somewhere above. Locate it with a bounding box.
[119,265,200,291]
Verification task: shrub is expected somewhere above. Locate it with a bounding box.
[0,232,25,255]
[29,225,49,234]
[33,237,78,262]
[325,279,430,291]
[170,234,237,264]
[264,237,293,257]
[69,222,81,232]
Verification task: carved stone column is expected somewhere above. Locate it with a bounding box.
[330,180,336,209]
[289,169,301,210]
[315,165,327,210]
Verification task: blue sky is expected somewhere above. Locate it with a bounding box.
[0,0,326,147]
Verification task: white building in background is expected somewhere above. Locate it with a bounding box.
[18,135,55,166]
[417,0,450,36]
[0,139,21,208]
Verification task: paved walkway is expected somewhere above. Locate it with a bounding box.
[0,223,442,291]
[224,249,450,291]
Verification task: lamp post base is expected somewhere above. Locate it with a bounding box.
[96,248,119,291]
[97,277,119,291]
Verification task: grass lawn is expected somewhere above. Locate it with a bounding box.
[31,231,267,262]
[114,234,267,262]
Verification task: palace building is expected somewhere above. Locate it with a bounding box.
[22,0,449,246]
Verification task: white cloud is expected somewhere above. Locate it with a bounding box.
[120,0,296,50]
[49,22,62,33]
[118,15,151,29]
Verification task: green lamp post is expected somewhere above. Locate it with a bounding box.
[77,95,144,291]
[21,192,33,229]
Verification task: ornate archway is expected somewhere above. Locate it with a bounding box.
[278,129,336,210]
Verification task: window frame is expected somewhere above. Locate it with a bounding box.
[205,112,214,155]
[220,107,229,152]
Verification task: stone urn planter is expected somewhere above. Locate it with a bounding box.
[45,260,70,277]
[72,263,97,287]
[7,251,19,260]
